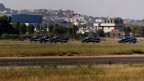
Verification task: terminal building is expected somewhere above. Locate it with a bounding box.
[0,14,43,24]
[11,14,42,23]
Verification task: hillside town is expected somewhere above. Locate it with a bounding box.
[0,3,144,38]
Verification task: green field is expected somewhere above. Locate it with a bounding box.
[0,39,144,81]
[0,38,144,57]
[0,64,144,81]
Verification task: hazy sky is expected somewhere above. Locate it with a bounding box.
[1,0,144,19]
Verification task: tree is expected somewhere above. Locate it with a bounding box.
[96,29,105,37]
[36,23,40,31]
[12,22,20,34]
[27,24,34,34]
[131,25,139,35]
[19,23,27,34]
[48,24,55,36]
[141,26,144,37]
[0,16,14,35]
[55,26,68,35]
[114,17,124,24]
[122,26,132,37]
[131,25,144,36]
[42,23,47,32]
[42,23,48,35]
[35,23,41,35]
[72,25,78,35]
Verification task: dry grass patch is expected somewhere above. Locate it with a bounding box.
[0,64,144,81]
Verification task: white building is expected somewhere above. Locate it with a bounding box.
[77,26,97,34]
[94,18,124,33]
[65,14,85,26]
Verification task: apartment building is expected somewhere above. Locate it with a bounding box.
[93,18,124,37]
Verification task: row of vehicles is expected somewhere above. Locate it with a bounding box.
[29,33,137,44]
[30,35,69,44]
[81,36,137,44]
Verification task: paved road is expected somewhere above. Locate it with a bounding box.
[0,55,144,66]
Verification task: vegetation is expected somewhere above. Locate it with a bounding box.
[0,16,79,39]
[0,16,14,35]
[1,15,144,39]
[0,64,144,81]
[0,39,144,57]
[131,25,144,37]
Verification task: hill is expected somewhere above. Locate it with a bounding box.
[0,3,10,11]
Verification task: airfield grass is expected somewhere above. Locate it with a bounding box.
[0,38,144,56]
[0,64,144,81]
[1,39,144,81]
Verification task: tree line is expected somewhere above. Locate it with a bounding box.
[0,16,79,39]
[1,16,144,39]
[123,25,144,37]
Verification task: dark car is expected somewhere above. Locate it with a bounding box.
[49,36,69,44]
[81,37,101,44]
[118,36,137,44]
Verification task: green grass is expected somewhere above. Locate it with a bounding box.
[0,64,144,81]
[0,39,144,57]
[1,39,144,81]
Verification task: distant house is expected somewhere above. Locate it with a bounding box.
[110,29,124,38]
[93,18,124,37]
[94,18,124,33]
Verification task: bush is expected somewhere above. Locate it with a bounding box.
[0,34,36,40]
[1,33,20,39]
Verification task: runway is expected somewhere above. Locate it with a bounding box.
[0,55,144,66]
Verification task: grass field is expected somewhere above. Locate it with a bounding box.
[0,38,144,57]
[0,64,144,81]
[0,39,144,81]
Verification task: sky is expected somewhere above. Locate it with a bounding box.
[1,0,144,20]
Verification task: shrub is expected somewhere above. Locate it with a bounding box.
[1,33,19,39]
